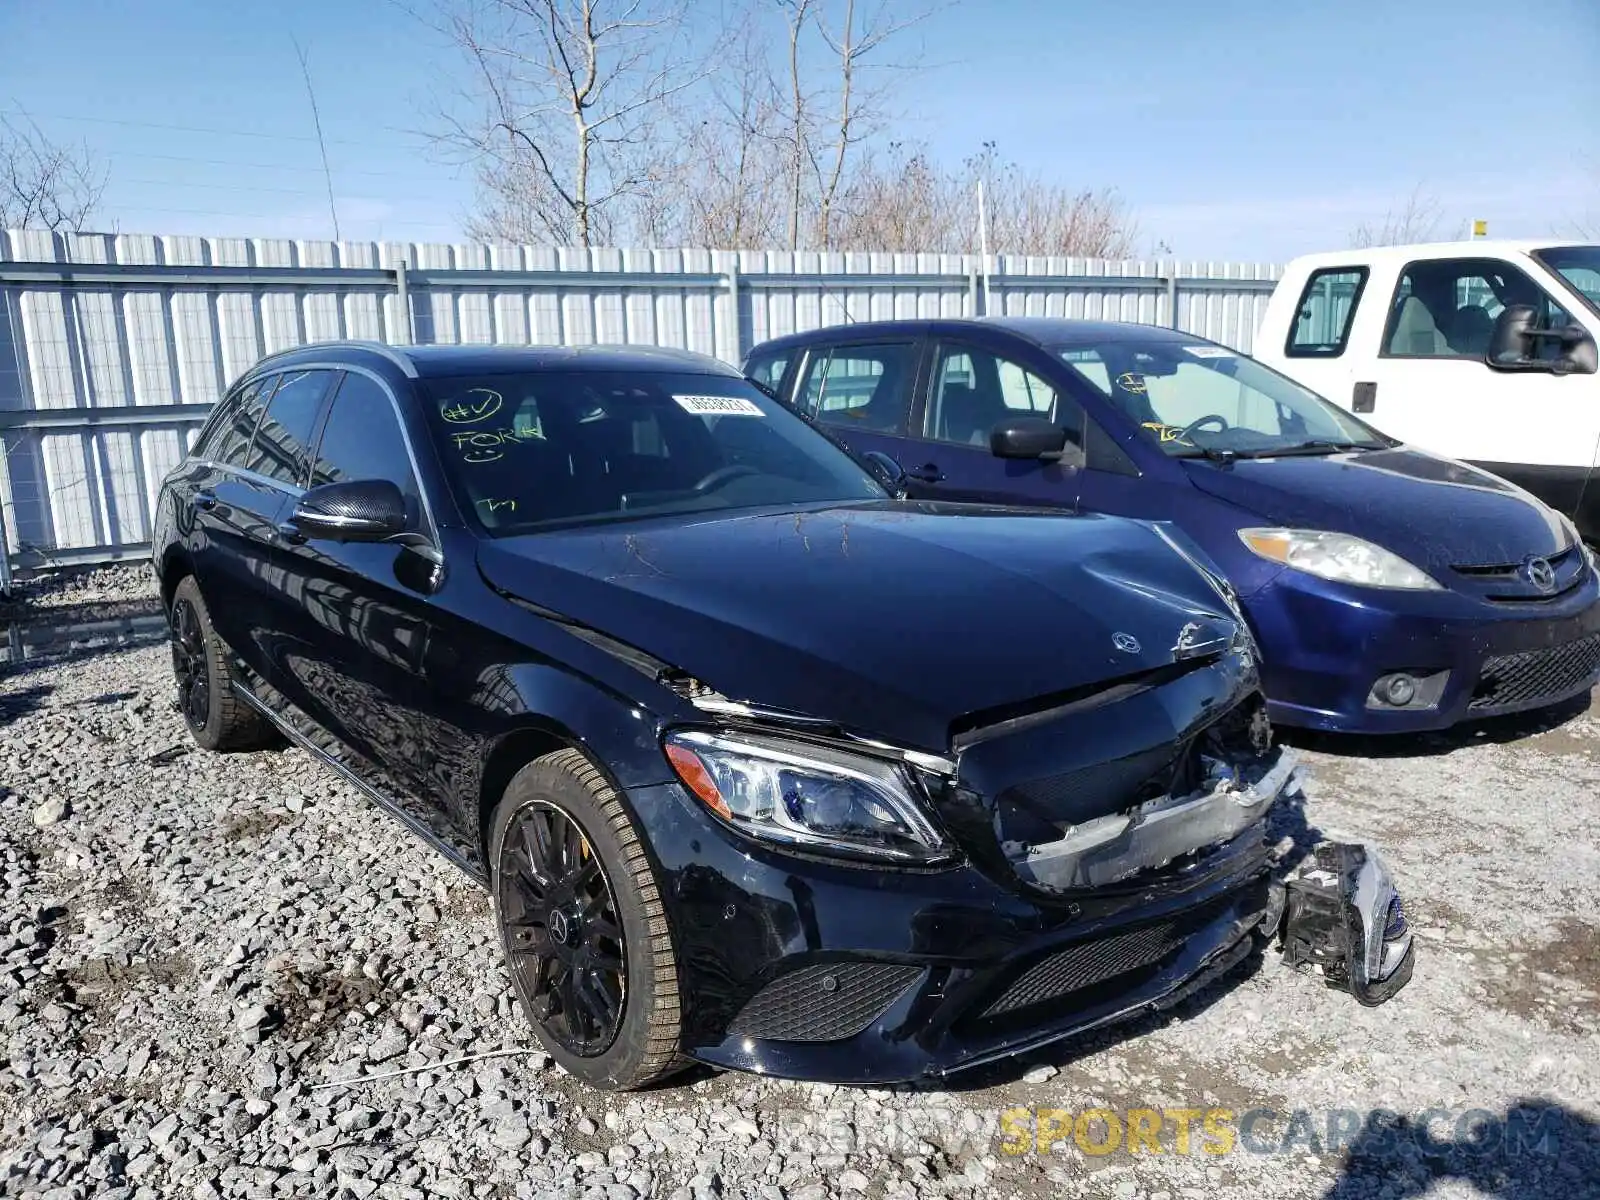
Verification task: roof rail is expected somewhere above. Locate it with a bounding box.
[251,340,419,379]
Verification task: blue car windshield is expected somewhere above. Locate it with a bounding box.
[421,370,886,533]
[1055,339,1391,458]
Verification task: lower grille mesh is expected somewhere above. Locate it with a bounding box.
[728,962,923,1042]
[1468,634,1600,711]
[982,920,1184,1017]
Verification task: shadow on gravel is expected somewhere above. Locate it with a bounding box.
[1279,691,1594,760]
[0,604,168,679]
[0,682,53,723]
[1323,1099,1600,1200]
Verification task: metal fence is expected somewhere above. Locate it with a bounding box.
[0,228,1282,580]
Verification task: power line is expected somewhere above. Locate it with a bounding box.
[99,148,461,183]
[0,108,428,150]
[113,176,464,199]
[95,203,462,230]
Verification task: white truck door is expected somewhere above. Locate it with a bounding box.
[1345,255,1600,513]
[1261,262,1368,409]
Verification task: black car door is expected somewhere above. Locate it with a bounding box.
[184,372,290,678]
[265,369,458,853]
[211,369,338,677]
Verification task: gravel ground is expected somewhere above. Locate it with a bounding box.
[2,568,1598,1200]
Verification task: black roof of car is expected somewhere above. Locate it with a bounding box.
[249,341,741,381]
[748,317,1201,355]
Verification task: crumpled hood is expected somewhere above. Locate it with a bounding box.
[1181,446,1572,571]
[477,501,1238,753]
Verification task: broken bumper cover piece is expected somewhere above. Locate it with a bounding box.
[1010,748,1303,891]
[1280,840,1415,1005]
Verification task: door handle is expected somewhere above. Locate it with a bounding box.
[904,463,945,484]
[1352,382,1377,413]
[193,489,217,511]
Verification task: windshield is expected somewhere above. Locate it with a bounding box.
[1055,339,1391,458]
[1534,245,1600,317]
[422,370,886,534]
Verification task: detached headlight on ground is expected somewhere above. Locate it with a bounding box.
[664,730,952,863]
[1238,528,1441,591]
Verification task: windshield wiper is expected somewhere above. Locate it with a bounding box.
[1232,439,1375,459]
[1173,446,1237,462]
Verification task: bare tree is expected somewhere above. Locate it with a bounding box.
[632,14,789,248]
[829,141,1140,257]
[777,0,815,252]
[433,0,713,247]
[1349,185,1444,249]
[809,0,926,250]
[0,113,107,233]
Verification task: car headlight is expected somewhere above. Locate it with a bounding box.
[1238,528,1441,591]
[664,730,952,863]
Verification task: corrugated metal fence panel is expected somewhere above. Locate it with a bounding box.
[1171,260,1284,355]
[0,230,1282,569]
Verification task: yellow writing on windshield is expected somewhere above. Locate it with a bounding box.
[441,389,504,424]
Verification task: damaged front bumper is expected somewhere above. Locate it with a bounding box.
[1007,747,1304,891]
[637,749,1413,1084]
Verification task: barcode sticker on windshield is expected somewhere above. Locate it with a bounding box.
[1182,345,1236,359]
[674,394,765,416]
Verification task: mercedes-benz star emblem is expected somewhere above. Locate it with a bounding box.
[1112,632,1141,655]
[548,909,571,945]
[1521,555,1557,593]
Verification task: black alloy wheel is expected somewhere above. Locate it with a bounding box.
[170,594,211,734]
[165,575,275,752]
[498,799,627,1056]
[489,749,685,1089]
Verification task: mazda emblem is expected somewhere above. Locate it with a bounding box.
[1521,556,1557,593]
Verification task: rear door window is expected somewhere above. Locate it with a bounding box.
[793,342,918,434]
[745,350,791,395]
[1286,267,1367,357]
[213,375,277,469]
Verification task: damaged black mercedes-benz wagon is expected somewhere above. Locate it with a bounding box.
[152,342,1411,1089]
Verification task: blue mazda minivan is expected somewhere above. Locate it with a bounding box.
[746,318,1600,733]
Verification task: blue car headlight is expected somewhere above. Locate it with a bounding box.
[1239,528,1441,591]
[664,730,952,863]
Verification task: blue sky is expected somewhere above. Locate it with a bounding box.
[2,0,1596,260]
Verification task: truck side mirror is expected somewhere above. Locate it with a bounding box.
[1487,305,1538,365]
[1487,305,1599,376]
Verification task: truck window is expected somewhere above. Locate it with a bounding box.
[1286,267,1367,358]
[1382,258,1573,359]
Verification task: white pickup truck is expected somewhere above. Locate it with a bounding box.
[1253,240,1600,541]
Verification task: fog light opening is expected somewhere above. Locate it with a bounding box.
[1367,669,1448,711]
[1382,673,1417,706]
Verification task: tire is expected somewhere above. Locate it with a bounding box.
[167,575,275,752]
[489,748,685,1089]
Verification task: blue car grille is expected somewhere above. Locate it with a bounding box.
[1468,633,1600,711]
[1450,543,1586,602]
